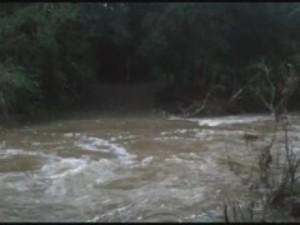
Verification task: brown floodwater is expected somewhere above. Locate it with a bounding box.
[0,112,299,222]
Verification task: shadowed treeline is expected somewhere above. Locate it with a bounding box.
[0,3,300,121]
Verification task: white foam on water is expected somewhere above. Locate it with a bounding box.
[127,135,136,139]
[284,145,300,154]
[158,128,227,142]
[169,115,271,127]
[41,158,88,179]
[86,215,100,222]
[41,157,127,198]
[6,180,29,192]
[63,133,74,138]
[41,157,88,196]
[178,129,187,134]
[140,156,154,167]
[32,142,42,146]
[75,133,82,137]
[159,128,245,142]
[160,129,189,136]
[110,137,117,141]
[160,131,168,136]
[0,148,52,159]
[109,135,137,142]
[76,143,109,152]
[74,135,137,165]
[38,133,142,198]
[0,148,23,155]
[154,137,198,142]
[194,130,215,140]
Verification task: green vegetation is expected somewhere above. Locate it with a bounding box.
[1,3,300,122]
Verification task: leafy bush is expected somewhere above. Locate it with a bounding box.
[0,61,39,121]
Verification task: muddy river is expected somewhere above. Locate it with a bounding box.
[0,112,300,222]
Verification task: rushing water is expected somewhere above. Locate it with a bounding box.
[1,112,300,222]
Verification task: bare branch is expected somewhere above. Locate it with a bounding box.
[261,58,276,109]
[229,86,246,103]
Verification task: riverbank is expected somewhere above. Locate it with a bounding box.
[2,81,300,128]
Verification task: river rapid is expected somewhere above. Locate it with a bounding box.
[1,112,300,222]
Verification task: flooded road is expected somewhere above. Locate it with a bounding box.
[0,112,300,222]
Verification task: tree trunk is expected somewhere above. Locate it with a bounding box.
[0,91,11,123]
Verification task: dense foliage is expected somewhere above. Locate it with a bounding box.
[1,3,300,121]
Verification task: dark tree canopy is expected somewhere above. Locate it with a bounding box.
[0,3,300,120]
